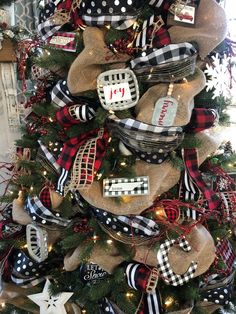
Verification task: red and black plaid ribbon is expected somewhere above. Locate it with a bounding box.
[56,104,81,128]
[57,128,109,171]
[47,32,77,52]
[39,186,52,209]
[216,239,236,275]
[183,148,221,211]
[185,108,218,133]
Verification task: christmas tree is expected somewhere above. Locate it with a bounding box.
[1,0,236,313]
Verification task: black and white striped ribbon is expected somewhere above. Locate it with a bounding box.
[148,0,164,7]
[56,168,69,196]
[74,104,96,122]
[38,140,61,173]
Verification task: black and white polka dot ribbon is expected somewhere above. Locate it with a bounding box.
[25,196,71,227]
[200,282,233,306]
[91,206,160,238]
[99,298,115,314]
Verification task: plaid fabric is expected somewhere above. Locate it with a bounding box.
[51,79,93,107]
[183,149,221,211]
[91,206,160,237]
[107,115,183,154]
[38,19,62,41]
[216,239,236,275]
[56,103,97,128]
[57,128,109,171]
[131,42,197,69]
[47,32,77,52]
[157,239,197,286]
[25,196,70,227]
[126,263,162,314]
[39,186,52,209]
[200,282,233,306]
[164,206,179,223]
[135,15,171,50]
[99,298,115,314]
[82,15,136,30]
[185,108,218,133]
[126,263,152,291]
[37,140,61,173]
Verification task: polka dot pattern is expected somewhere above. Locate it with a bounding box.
[79,0,144,17]
[128,145,169,164]
[39,0,57,24]
[201,283,233,306]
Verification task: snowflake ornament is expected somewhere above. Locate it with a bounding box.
[204,54,231,100]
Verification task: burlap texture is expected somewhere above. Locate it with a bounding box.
[50,189,64,210]
[169,0,227,59]
[135,68,206,127]
[67,27,130,94]
[64,244,124,273]
[134,223,215,278]
[12,198,32,225]
[79,129,222,215]
[195,302,222,314]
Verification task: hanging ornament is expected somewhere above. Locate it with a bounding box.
[79,263,109,285]
[152,83,178,126]
[28,279,73,314]
[26,224,48,263]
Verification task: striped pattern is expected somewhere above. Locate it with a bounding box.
[148,0,164,7]
[135,15,155,49]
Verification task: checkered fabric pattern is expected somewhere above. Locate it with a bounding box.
[47,32,77,52]
[185,108,218,133]
[183,148,221,211]
[179,237,191,252]
[130,42,197,69]
[103,176,150,197]
[37,140,61,173]
[56,103,96,128]
[126,263,152,291]
[216,239,236,275]
[135,15,171,50]
[38,19,62,41]
[39,186,52,209]
[25,196,70,227]
[107,115,183,154]
[57,128,109,171]
[51,79,90,107]
[91,206,160,237]
[157,239,198,286]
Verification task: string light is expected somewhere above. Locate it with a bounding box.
[164,296,175,308]
[82,310,86,314]
[22,244,28,249]
[106,239,113,245]
[30,186,34,191]
[49,117,53,122]
[126,292,134,298]
[96,173,103,180]
[120,161,126,166]
[1,303,5,308]
[92,235,99,243]
[48,245,53,252]
[43,170,47,176]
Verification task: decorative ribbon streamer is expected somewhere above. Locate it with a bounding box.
[51,78,80,107]
[37,140,61,173]
[0,220,23,240]
[157,239,198,286]
[99,298,115,314]
[125,263,162,314]
[130,42,197,70]
[25,196,70,227]
[185,108,218,133]
[56,102,97,128]
[39,186,53,209]
[90,206,160,238]
[216,239,236,275]
[200,281,233,306]
[183,148,221,211]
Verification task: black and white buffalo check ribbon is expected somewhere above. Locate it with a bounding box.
[51,78,76,107]
[38,19,62,41]
[91,206,160,238]
[25,196,70,227]
[107,115,183,154]
[130,42,197,69]
[157,238,197,286]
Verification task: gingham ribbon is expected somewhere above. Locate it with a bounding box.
[51,78,80,107]
[185,108,218,133]
[25,196,71,227]
[82,15,136,30]
[216,239,236,275]
[130,42,197,69]
[91,206,160,238]
[183,148,221,211]
[126,263,162,314]
[107,115,183,154]
[38,19,62,41]
[157,238,197,286]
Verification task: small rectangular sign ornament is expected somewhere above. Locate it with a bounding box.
[103,176,150,197]
[103,82,132,104]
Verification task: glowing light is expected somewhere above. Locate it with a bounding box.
[106,239,113,245]
[164,296,175,308]
[126,292,134,298]
[43,171,47,176]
